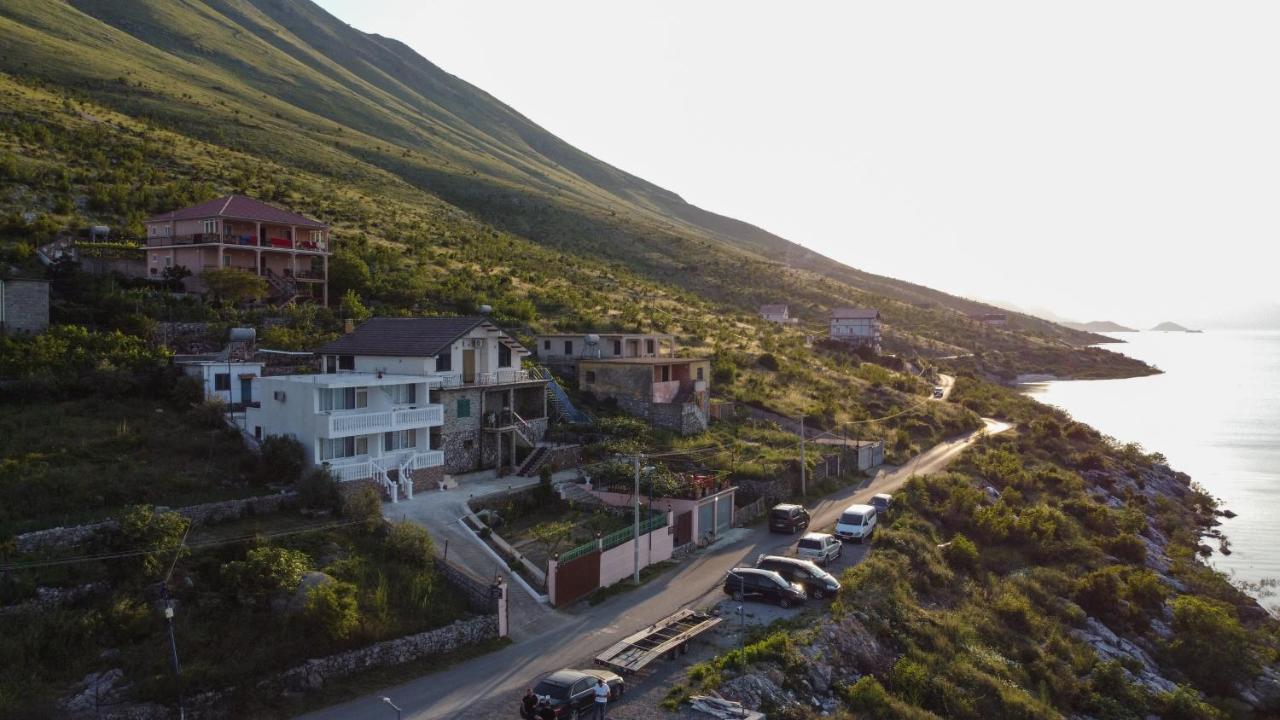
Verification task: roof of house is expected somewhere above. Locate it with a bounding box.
[831,307,880,320]
[759,304,788,315]
[143,195,327,229]
[316,317,527,357]
[580,357,707,366]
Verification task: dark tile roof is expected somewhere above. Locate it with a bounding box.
[831,307,880,320]
[143,195,327,229]
[317,317,521,357]
[759,304,788,314]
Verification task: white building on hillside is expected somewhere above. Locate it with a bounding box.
[245,372,444,501]
[759,304,791,324]
[829,307,881,352]
[176,359,264,405]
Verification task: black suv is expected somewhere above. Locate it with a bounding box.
[768,503,810,534]
[529,668,623,718]
[755,554,841,599]
[723,568,808,608]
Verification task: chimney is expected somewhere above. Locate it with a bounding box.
[343,318,355,334]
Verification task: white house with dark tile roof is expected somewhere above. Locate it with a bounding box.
[829,307,881,352]
[759,304,791,324]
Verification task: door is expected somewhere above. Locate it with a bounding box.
[674,511,693,546]
[240,377,252,404]
[462,349,476,384]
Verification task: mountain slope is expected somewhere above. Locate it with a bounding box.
[0,0,1141,376]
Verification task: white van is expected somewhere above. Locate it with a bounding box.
[835,503,877,543]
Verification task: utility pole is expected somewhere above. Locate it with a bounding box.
[799,415,806,497]
[161,587,186,720]
[633,452,642,585]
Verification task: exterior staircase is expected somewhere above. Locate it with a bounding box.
[515,444,550,477]
[263,268,299,306]
[531,366,592,424]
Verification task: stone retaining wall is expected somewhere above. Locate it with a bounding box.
[278,615,498,692]
[435,557,500,615]
[540,444,582,473]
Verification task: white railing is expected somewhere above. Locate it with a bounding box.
[327,459,372,482]
[432,372,463,388]
[327,404,443,437]
[402,450,445,470]
[475,369,533,386]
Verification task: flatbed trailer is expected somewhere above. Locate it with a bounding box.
[594,608,722,674]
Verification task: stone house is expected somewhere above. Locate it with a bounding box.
[759,304,792,324]
[533,332,677,378]
[578,357,711,435]
[316,317,551,476]
[0,278,49,336]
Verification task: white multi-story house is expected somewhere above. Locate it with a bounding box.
[830,307,882,352]
[245,372,444,501]
[316,317,551,476]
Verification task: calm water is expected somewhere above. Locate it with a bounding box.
[1022,330,1280,605]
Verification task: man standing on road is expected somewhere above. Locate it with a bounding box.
[593,678,610,719]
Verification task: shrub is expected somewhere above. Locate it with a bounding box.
[297,467,342,513]
[258,435,306,485]
[1157,685,1226,720]
[1104,533,1146,564]
[1166,596,1255,695]
[387,521,435,567]
[303,580,360,640]
[221,546,310,606]
[116,505,190,577]
[757,352,780,371]
[342,485,384,532]
[169,374,204,407]
[942,533,979,572]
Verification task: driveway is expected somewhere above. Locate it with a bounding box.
[300,419,1009,720]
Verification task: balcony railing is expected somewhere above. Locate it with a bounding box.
[431,369,535,388]
[145,233,329,253]
[325,404,443,437]
[323,449,443,484]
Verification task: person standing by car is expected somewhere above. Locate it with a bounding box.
[521,688,538,719]
[536,700,556,720]
[593,677,611,718]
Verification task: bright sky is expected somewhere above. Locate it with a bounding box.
[315,0,1280,329]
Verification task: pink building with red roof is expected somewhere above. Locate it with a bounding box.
[143,195,331,304]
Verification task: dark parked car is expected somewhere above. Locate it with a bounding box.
[529,668,624,718]
[755,554,841,599]
[723,567,808,608]
[871,493,893,515]
[768,503,810,534]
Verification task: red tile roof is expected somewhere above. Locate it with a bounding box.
[144,195,327,229]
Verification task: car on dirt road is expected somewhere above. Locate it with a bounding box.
[528,668,624,718]
[933,386,945,398]
[871,493,893,516]
[755,554,841,599]
[795,532,843,566]
[768,503,811,534]
[724,567,808,608]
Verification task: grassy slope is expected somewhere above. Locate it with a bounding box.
[0,0,1146,379]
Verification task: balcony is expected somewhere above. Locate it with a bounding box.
[324,449,445,483]
[145,233,329,253]
[431,369,538,388]
[324,404,443,438]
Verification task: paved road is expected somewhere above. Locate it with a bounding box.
[300,419,1009,720]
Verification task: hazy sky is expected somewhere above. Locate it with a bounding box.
[315,1,1279,328]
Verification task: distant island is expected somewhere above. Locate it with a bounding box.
[1063,320,1139,333]
[1151,321,1203,333]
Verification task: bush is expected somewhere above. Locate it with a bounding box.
[1103,533,1146,564]
[297,467,342,513]
[1166,596,1256,695]
[942,533,979,572]
[258,435,306,485]
[169,374,204,407]
[387,521,435,567]
[757,353,780,371]
[343,485,384,531]
[221,546,310,606]
[303,580,360,640]
[115,505,190,578]
[1158,685,1226,720]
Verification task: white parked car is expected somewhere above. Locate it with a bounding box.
[795,532,842,566]
[835,504,878,543]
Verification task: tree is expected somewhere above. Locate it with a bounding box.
[327,251,371,299]
[161,264,192,291]
[117,505,190,577]
[387,521,435,567]
[201,267,267,304]
[337,288,371,322]
[343,485,383,532]
[221,546,310,607]
[531,520,574,562]
[258,434,306,485]
[297,467,342,513]
[304,580,360,640]
[1166,596,1256,695]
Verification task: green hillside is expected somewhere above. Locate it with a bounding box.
[0,0,1149,386]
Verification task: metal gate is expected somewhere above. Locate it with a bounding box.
[674,511,693,546]
[552,549,601,607]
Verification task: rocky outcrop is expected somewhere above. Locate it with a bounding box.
[1070,617,1178,695]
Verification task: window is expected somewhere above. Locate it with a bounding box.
[661,365,671,382]
[254,426,262,440]
[319,436,368,461]
[390,383,416,405]
[463,439,474,451]
[696,367,705,381]
[613,340,622,356]
[498,343,512,368]
[338,355,355,371]
[203,219,216,234]
[457,398,471,418]
[222,256,231,267]
[325,356,337,374]
[384,430,417,451]
[563,340,573,355]
[435,353,452,372]
[543,340,551,351]
[585,370,597,383]
[320,387,368,411]
[214,373,231,391]
[646,339,655,354]
[163,256,172,268]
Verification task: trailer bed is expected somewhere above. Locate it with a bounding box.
[594,608,722,674]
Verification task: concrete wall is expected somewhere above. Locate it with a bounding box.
[598,514,675,588]
[0,279,49,336]
[589,488,735,543]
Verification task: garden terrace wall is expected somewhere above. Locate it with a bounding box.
[433,557,499,615]
[14,492,298,553]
